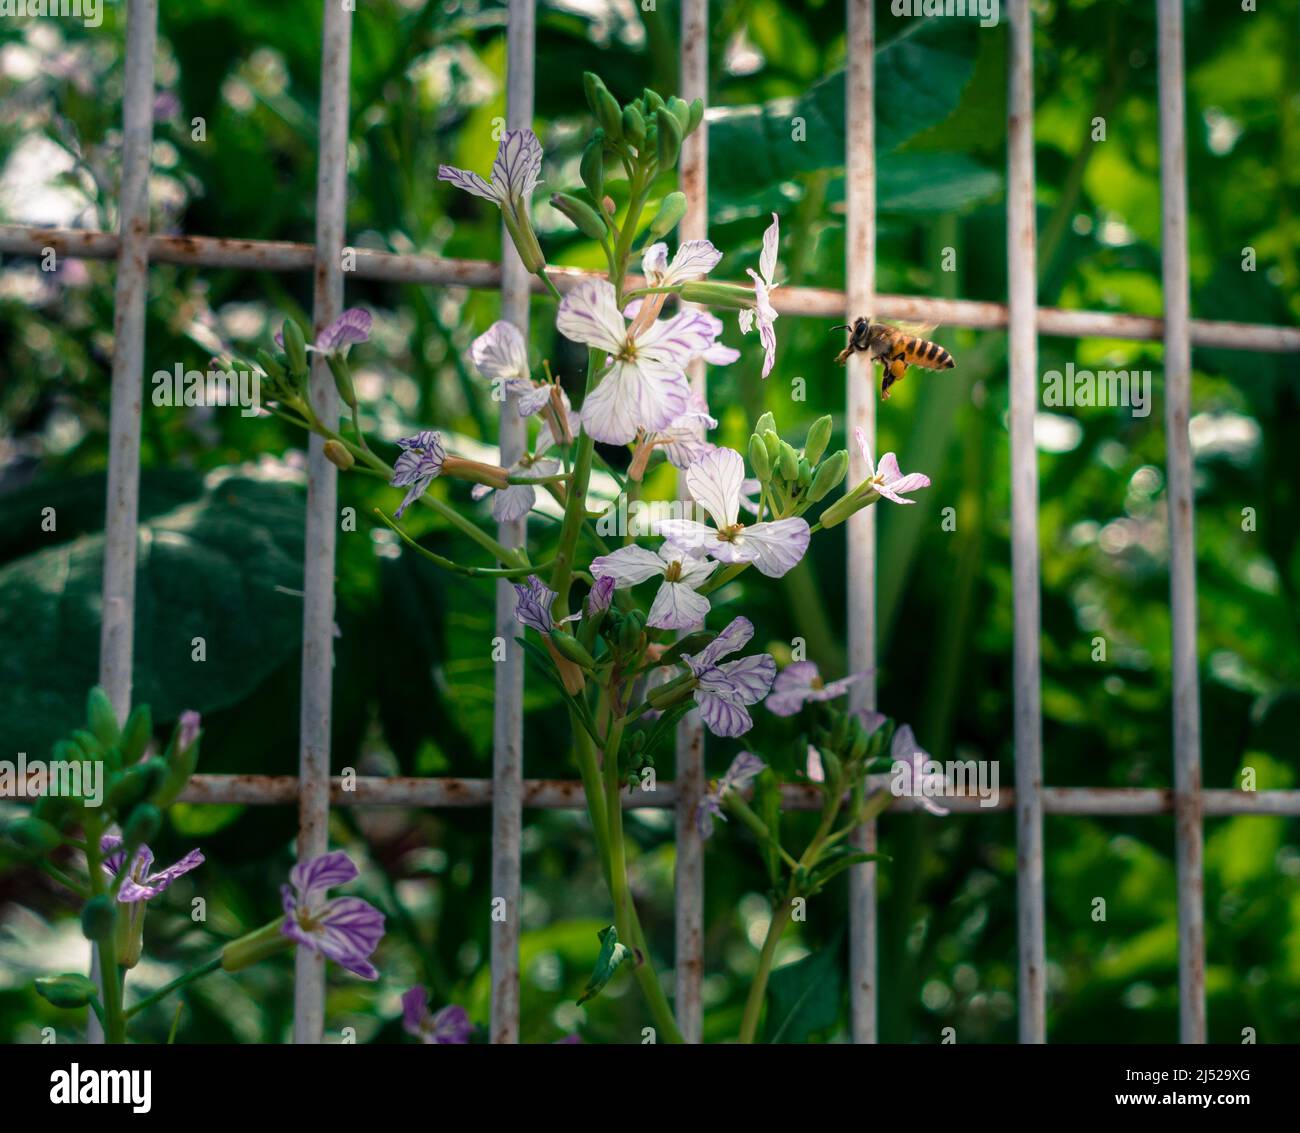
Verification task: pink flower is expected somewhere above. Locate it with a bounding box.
[557,279,717,445]
[853,427,931,505]
[680,617,776,737]
[401,987,472,1044]
[652,447,810,578]
[275,308,371,356]
[101,836,204,903]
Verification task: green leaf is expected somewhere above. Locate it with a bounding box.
[575,925,632,1006]
[708,20,980,211]
[34,973,98,1009]
[0,471,306,759]
[765,930,844,1043]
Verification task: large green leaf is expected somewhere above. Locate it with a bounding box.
[708,20,981,210]
[764,929,845,1043]
[0,470,306,758]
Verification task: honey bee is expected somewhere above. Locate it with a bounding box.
[833,317,955,400]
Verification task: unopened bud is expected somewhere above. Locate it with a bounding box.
[645,192,687,243]
[804,415,833,466]
[807,449,849,502]
[551,192,607,241]
[323,439,354,471]
[748,433,771,481]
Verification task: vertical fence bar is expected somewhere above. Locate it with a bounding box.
[91,0,159,1045]
[1156,0,1205,1045]
[673,0,709,1045]
[1007,0,1046,1044]
[489,0,534,1045]
[844,0,877,1045]
[292,0,353,1045]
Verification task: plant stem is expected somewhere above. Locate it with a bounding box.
[83,821,126,1044]
[738,896,794,1044]
[125,956,222,1019]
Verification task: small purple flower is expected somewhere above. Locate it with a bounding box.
[401,987,473,1044]
[177,709,201,751]
[766,661,868,717]
[513,574,558,634]
[275,308,371,356]
[471,451,560,523]
[390,430,446,518]
[853,428,931,505]
[100,835,204,903]
[697,751,766,837]
[640,239,723,287]
[586,574,616,616]
[280,851,385,980]
[438,129,543,228]
[152,90,180,122]
[680,616,776,738]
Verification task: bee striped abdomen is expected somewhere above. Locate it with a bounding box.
[905,337,954,370]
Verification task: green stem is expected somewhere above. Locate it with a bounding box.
[373,509,551,577]
[738,896,794,1043]
[84,820,126,1044]
[38,859,90,898]
[125,956,222,1020]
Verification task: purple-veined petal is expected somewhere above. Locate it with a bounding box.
[586,574,616,614]
[492,128,543,202]
[664,239,723,284]
[766,659,820,716]
[646,579,711,630]
[695,691,753,737]
[731,517,810,578]
[641,242,670,282]
[390,432,445,486]
[316,308,372,353]
[722,751,766,792]
[556,279,628,356]
[852,426,877,477]
[470,320,530,383]
[650,518,717,556]
[120,847,204,901]
[428,1004,473,1044]
[705,654,777,706]
[696,793,725,838]
[815,671,868,701]
[591,545,666,586]
[513,575,557,634]
[437,164,504,204]
[309,895,386,979]
[491,484,536,523]
[684,615,755,672]
[515,383,553,416]
[702,341,741,367]
[395,478,432,519]
[401,986,429,1036]
[685,446,744,530]
[578,361,690,445]
[290,850,359,901]
[635,308,719,370]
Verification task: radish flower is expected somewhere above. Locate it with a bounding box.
[697,751,766,837]
[653,447,810,577]
[101,835,204,903]
[737,213,780,378]
[591,541,715,631]
[680,616,776,737]
[402,987,472,1044]
[891,724,949,816]
[767,661,868,716]
[390,430,446,518]
[275,308,371,357]
[557,279,716,445]
[280,851,385,980]
[854,427,931,504]
[438,129,542,230]
[471,451,560,522]
[641,239,723,287]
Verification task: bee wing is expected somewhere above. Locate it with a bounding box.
[878,318,941,338]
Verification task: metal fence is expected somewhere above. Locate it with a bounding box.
[3,0,1300,1045]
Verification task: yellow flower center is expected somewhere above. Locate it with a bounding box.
[717,523,745,543]
[664,561,683,582]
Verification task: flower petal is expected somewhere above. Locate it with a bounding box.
[646,579,711,631]
[401,986,429,1036]
[317,308,372,353]
[650,518,717,556]
[705,654,777,706]
[556,279,628,356]
[492,129,543,202]
[685,446,744,530]
[437,164,504,203]
[684,615,754,672]
[732,517,810,578]
[590,545,667,586]
[635,308,719,370]
[579,361,689,444]
[290,850,359,900]
[758,213,780,286]
[641,242,670,282]
[664,239,723,284]
[694,690,753,737]
[491,484,536,523]
[766,660,819,716]
[470,321,530,383]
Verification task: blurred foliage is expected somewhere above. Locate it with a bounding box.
[0,0,1297,1043]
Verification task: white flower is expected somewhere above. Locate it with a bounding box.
[853,427,932,504]
[650,392,717,470]
[641,239,723,287]
[737,213,780,378]
[590,541,715,631]
[652,447,810,578]
[438,129,542,228]
[471,451,560,523]
[891,724,949,816]
[557,279,716,445]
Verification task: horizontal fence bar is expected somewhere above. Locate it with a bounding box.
[178,775,1300,816]
[4,225,1298,352]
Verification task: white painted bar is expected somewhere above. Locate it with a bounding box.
[845,0,877,1045]
[1008,0,1046,1045]
[292,0,352,1045]
[1157,0,1206,1046]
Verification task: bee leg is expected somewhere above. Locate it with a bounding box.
[835,344,853,365]
[880,355,908,400]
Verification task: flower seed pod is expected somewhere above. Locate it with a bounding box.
[804,414,833,466]
[34,973,98,1009]
[550,630,597,671]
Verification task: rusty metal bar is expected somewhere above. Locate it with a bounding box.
[673,0,710,1047]
[179,776,1300,817]
[844,0,878,1046]
[1008,0,1046,1045]
[292,0,353,1045]
[487,0,534,1046]
[1157,0,1205,1046]
[6,226,1299,352]
[90,0,159,1045]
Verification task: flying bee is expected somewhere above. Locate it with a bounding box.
[833,317,955,400]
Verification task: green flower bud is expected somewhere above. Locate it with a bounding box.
[807,449,848,502]
[583,72,623,139]
[34,973,99,1010]
[687,97,705,134]
[71,729,103,760]
[121,803,161,851]
[6,816,63,855]
[323,439,354,471]
[748,433,771,481]
[580,138,605,201]
[255,348,286,385]
[643,89,666,114]
[830,712,851,751]
[762,429,781,467]
[820,748,844,787]
[81,895,116,944]
[804,415,833,466]
[622,104,646,149]
[107,757,167,820]
[551,192,608,241]
[550,630,597,671]
[327,353,357,409]
[118,705,152,764]
[152,715,202,809]
[754,411,776,436]
[645,191,688,243]
[797,456,813,489]
[87,687,120,748]
[778,440,799,482]
[619,609,646,653]
[667,96,692,135]
[655,107,682,170]
[221,918,295,972]
[282,318,309,377]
